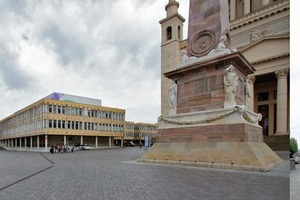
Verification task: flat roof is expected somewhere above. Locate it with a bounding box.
[45,92,102,106]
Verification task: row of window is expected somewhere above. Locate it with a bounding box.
[125,132,154,138]
[235,0,279,19]
[47,104,124,120]
[0,120,43,135]
[47,120,124,132]
[134,126,157,131]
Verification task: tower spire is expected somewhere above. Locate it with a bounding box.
[165,0,179,17]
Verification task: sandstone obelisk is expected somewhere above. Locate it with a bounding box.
[187,0,230,57]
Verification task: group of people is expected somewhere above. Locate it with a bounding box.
[49,144,74,153]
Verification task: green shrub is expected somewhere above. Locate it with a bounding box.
[290,137,298,155]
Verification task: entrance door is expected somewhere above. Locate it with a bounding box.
[258,105,269,136]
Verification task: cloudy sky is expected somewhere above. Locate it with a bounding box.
[0,0,189,124]
[0,0,298,141]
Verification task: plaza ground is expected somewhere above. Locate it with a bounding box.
[0,147,290,200]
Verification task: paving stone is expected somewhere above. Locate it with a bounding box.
[0,148,290,200]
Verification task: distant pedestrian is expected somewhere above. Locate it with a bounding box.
[50,146,54,154]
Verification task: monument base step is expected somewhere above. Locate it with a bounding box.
[138,142,282,172]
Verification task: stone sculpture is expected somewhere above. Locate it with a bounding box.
[168,81,177,115]
[223,65,239,107]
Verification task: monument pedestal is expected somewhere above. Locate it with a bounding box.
[139,142,282,172]
[139,52,282,172]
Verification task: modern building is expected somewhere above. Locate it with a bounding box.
[160,0,289,150]
[0,92,126,151]
[124,121,158,146]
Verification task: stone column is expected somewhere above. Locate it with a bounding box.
[230,0,236,20]
[37,136,40,150]
[262,0,270,6]
[275,69,289,135]
[244,0,251,15]
[19,138,22,148]
[95,136,98,149]
[25,138,27,149]
[248,76,256,111]
[109,137,112,148]
[30,137,33,149]
[80,136,83,145]
[269,103,275,135]
[45,135,48,151]
[15,138,17,148]
[63,135,66,145]
[121,138,124,148]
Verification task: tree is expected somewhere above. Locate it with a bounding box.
[290,137,298,155]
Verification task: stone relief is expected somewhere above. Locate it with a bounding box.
[249,27,272,42]
[158,105,262,125]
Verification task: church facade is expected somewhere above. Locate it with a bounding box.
[160,0,289,150]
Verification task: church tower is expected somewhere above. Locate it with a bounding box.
[159,0,185,116]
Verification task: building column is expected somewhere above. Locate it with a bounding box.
[275,69,289,135]
[95,136,98,149]
[45,135,48,151]
[10,139,13,148]
[30,137,33,149]
[63,135,66,145]
[24,137,27,149]
[269,103,275,135]
[121,138,124,148]
[37,136,40,150]
[19,138,22,148]
[262,0,270,6]
[230,0,236,20]
[109,137,112,148]
[244,0,251,15]
[15,138,17,148]
[80,136,83,145]
[248,75,255,111]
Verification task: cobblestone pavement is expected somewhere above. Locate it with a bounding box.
[0,148,289,200]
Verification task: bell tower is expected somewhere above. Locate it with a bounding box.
[159,0,185,116]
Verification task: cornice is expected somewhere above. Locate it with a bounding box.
[230,0,289,31]
[159,13,185,24]
[239,34,289,52]
[164,52,255,80]
[250,53,289,65]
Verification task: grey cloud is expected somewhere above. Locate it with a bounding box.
[39,22,87,65]
[0,54,36,91]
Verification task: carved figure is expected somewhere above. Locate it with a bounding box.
[223,65,239,107]
[168,81,177,109]
[181,50,189,63]
[216,35,228,51]
[244,79,250,109]
[180,49,197,64]
[208,35,235,55]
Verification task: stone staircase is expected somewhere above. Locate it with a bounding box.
[264,135,290,151]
